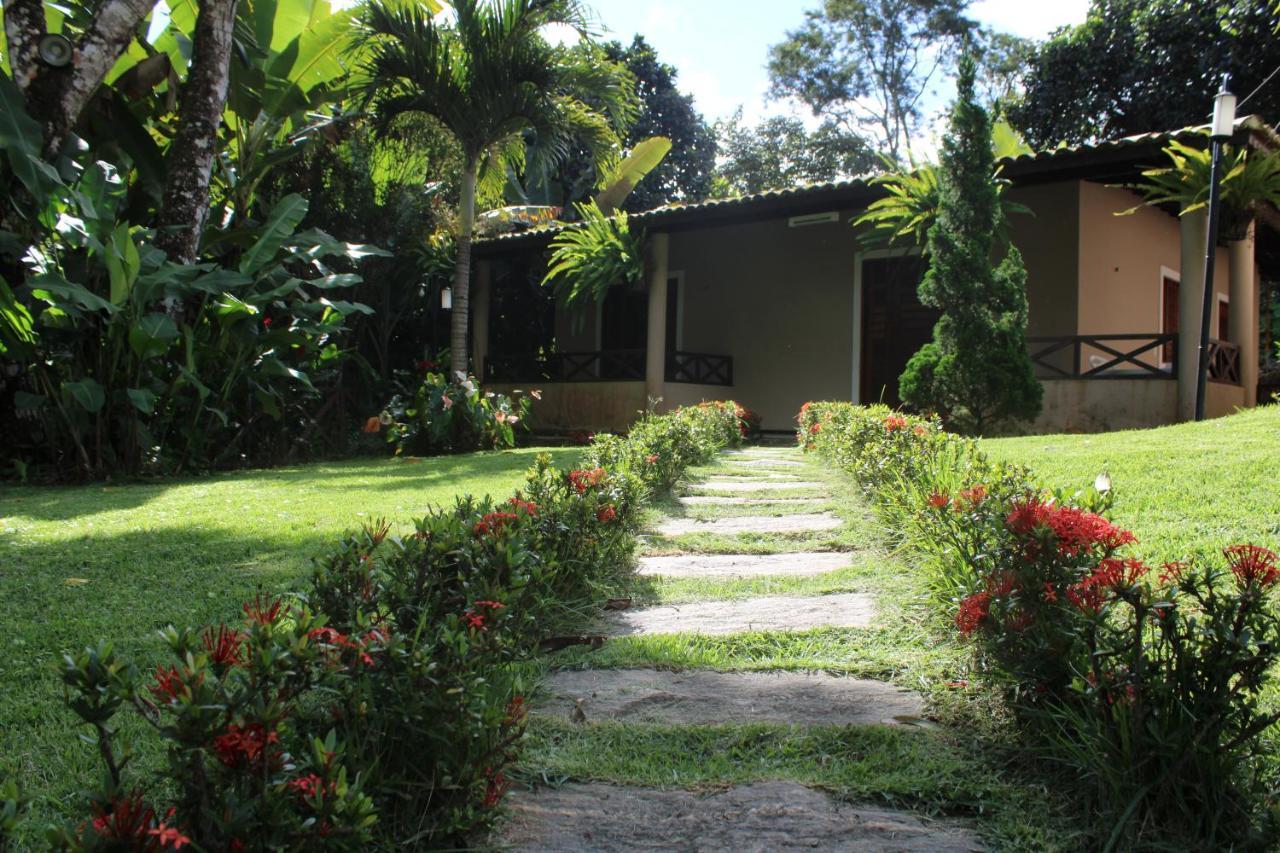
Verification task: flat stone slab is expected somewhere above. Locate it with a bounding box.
[496,781,982,852]
[638,552,850,578]
[677,496,823,506]
[534,669,922,727]
[655,513,843,536]
[694,480,825,492]
[606,592,875,636]
[726,459,805,468]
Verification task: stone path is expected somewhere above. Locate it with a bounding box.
[499,446,982,851]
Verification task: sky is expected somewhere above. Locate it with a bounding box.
[579,0,1093,131]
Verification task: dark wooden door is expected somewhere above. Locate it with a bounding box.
[860,255,938,407]
[1161,276,1179,363]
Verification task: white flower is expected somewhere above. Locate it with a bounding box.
[1094,472,1112,493]
[508,416,519,424]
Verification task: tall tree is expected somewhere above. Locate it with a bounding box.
[153,0,239,266]
[1009,0,1280,148]
[3,0,158,155]
[604,36,715,211]
[357,0,635,375]
[712,109,879,196]
[767,0,974,164]
[899,55,1041,433]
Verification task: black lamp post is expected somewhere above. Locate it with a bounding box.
[1194,75,1236,421]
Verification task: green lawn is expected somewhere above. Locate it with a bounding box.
[982,405,1280,563]
[0,447,576,830]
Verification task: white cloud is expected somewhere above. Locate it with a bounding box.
[968,0,1091,39]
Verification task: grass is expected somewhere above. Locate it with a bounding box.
[982,405,1280,562]
[0,447,577,831]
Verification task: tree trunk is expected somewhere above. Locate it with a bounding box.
[153,0,238,266]
[449,165,478,378]
[5,0,158,157]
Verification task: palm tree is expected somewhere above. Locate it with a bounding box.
[357,0,636,375]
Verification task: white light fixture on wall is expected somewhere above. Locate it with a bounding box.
[440,287,452,310]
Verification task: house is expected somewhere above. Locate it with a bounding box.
[469,117,1279,434]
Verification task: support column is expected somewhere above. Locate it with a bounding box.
[1177,208,1208,421]
[1229,222,1258,406]
[644,232,670,403]
[472,260,491,381]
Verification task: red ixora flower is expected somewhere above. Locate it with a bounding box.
[883,415,907,431]
[955,591,991,636]
[309,626,376,667]
[596,504,618,523]
[243,594,283,626]
[809,423,821,434]
[287,772,335,802]
[1042,582,1059,603]
[201,624,243,668]
[956,484,986,507]
[261,315,273,329]
[507,497,539,516]
[463,611,487,630]
[213,723,281,771]
[415,358,438,372]
[912,424,927,437]
[150,665,202,704]
[473,511,520,537]
[483,766,510,808]
[569,468,606,493]
[645,454,659,464]
[927,491,950,509]
[1005,499,1136,556]
[1225,544,1280,588]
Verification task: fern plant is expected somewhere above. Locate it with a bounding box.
[541,201,644,307]
[1122,135,1280,240]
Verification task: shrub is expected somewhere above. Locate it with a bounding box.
[54,600,378,851]
[582,401,744,493]
[799,400,1280,846]
[375,371,534,455]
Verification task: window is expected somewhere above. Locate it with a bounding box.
[1217,294,1229,341]
[1161,275,1179,365]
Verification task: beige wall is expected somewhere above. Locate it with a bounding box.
[670,214,862,431]
[487,381,647,433]
[1007,182,1079,338]
[1030,379,1177,432]
[1077,182,1230,365]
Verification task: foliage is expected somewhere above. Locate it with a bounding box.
[853,122,1032,251]
[898,56,1041,432]
[541,201,645,307]
[357,0,639,372]
[766,0,977,164]
[1122,136,1280,241]
[1008,0,1280,148]
[603,37,717,211]
[376,370,535,456]
[582,400,747,493]
[799,401,1280,847]
[54,601,379,850]
[711,109,878,196]
[528,36,716,213]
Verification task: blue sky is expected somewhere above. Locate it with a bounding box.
[579,0,1091,132]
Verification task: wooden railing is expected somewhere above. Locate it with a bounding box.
[1026,334,1176,379]
[1207,338,1242,385]
[484,350,645,383]
[666,351,733,386]
[485,350,734,386]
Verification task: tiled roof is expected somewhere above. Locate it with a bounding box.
[474,115,1278,251]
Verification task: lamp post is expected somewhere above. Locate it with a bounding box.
[1194,75,1236,422]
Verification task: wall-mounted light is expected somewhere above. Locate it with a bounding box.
[1210,79,1237,141]
[38,34,74,67]
[440,287,452,310]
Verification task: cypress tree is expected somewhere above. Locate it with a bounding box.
[899,54,1042,433]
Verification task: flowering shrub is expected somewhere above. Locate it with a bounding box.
[41,401,737,847]
[582,401,744,492]
[372,370,535,455]
[798,400,1280,845]
[53,600,378,851]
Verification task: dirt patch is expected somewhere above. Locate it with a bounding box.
[654,513,843,536]
[606,592,875,636]
[494,781,982,852]
[677,496,824,506]
[534,669,922,727]
[693,480,825,492]
[637,552,850,578]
